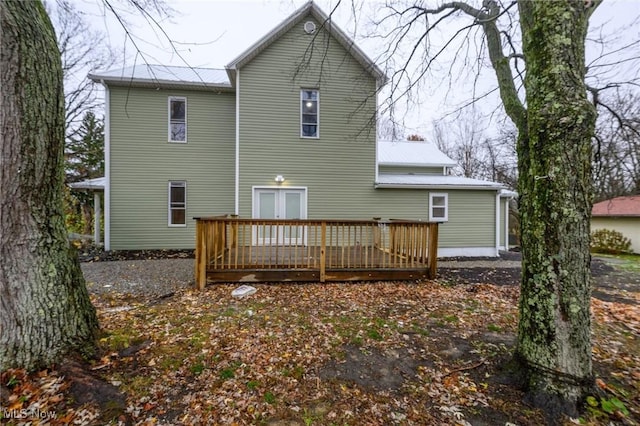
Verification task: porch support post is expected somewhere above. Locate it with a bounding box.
[320,221,326,282]
[195,219,207,290]
[93,191,101,245]
[427,223,439,279]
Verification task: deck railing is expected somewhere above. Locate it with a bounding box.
[194,216,438,289]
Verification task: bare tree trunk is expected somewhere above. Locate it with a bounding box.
[0,0,98,370]
[515,0,596,417]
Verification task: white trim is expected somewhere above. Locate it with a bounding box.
[375,182,502,190]
[251,186,308,245]
[300,89,319,139]
[495,192,500,256]
[504,198,510,250]
[235,70,240,215]
[251,186,308,216]
[374,83,379,183]
[438,247,500,258]
[168,96,187,143]
[168,181,187,227]
[429,192,448,222]
[102,82,111,250]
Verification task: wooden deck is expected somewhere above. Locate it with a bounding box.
[194,217,439,289]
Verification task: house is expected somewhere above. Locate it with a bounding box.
[592,195,640,254]
[84,1,512,258]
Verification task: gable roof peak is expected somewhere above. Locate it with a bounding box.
[225,1,386,86]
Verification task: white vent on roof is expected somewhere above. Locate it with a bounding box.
[303,21,317,34]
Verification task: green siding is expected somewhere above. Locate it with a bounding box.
[109,87,235,249]
[237,16,380,220]
[439,191,496,248]
[105,14,500,254]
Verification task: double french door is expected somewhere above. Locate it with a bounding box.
[253,188,306,245]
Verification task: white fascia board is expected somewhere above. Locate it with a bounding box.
[379,162,455,168]
[88,74,233,91]
[374,183,503,190]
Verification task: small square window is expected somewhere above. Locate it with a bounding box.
[169,181,186,226]
[429,193,448,222]
[301,89,319,138]
[169,97,187,142]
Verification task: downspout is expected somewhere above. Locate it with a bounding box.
[495,191,500,256]
[102,80,111,251]
[374,81,379,184]
[235,69,240,215]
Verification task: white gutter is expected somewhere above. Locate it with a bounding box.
[374,183,503,190]
[102,80,111,251]
[234,69,240,215]
[379,162,458,168]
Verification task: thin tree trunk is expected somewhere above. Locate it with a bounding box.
[0,1,99,370]
[515,0,596,417]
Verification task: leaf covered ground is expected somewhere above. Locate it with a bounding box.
[1,268,638,425]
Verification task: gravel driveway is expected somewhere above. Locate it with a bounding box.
[81,259,195,298]
[81,252,637,304]
[80,254,521,298]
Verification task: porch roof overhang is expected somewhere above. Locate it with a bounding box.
[375,174,506,191]
[88,65,234,92]
[68,177,106,191]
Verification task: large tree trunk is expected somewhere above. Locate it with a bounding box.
[0,1,99,370]
[515,0,597,417]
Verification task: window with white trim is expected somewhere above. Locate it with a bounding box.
[169,97,187,142]
[168,181,186,226]
[429,193,448,221]
[301,89,319,138]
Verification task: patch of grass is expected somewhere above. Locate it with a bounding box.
[190,362,205,375]
[220,368,235,380]
[264,391,276,404]
[282,365,305,380]
[443,314,459,324]
[596,253,640,272]
[487,323,503,332]
[366,328,383,341]
[220,361,242,380]
[121,375,154,397]
[99,328,140,352]
[246,380,260,391]
[410,323,430,336]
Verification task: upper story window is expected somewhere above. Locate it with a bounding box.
[301,89,319,138]
[168,181,186,226]
[429,193,448,222]
[169,97,187,142]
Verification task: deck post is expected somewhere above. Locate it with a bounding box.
[230,220,238,249]
[195,219,207,290]
[320,221,326,282]
[372,218,381,248]
[427,223,439,279]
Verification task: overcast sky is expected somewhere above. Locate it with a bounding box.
[76,0,640,137]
